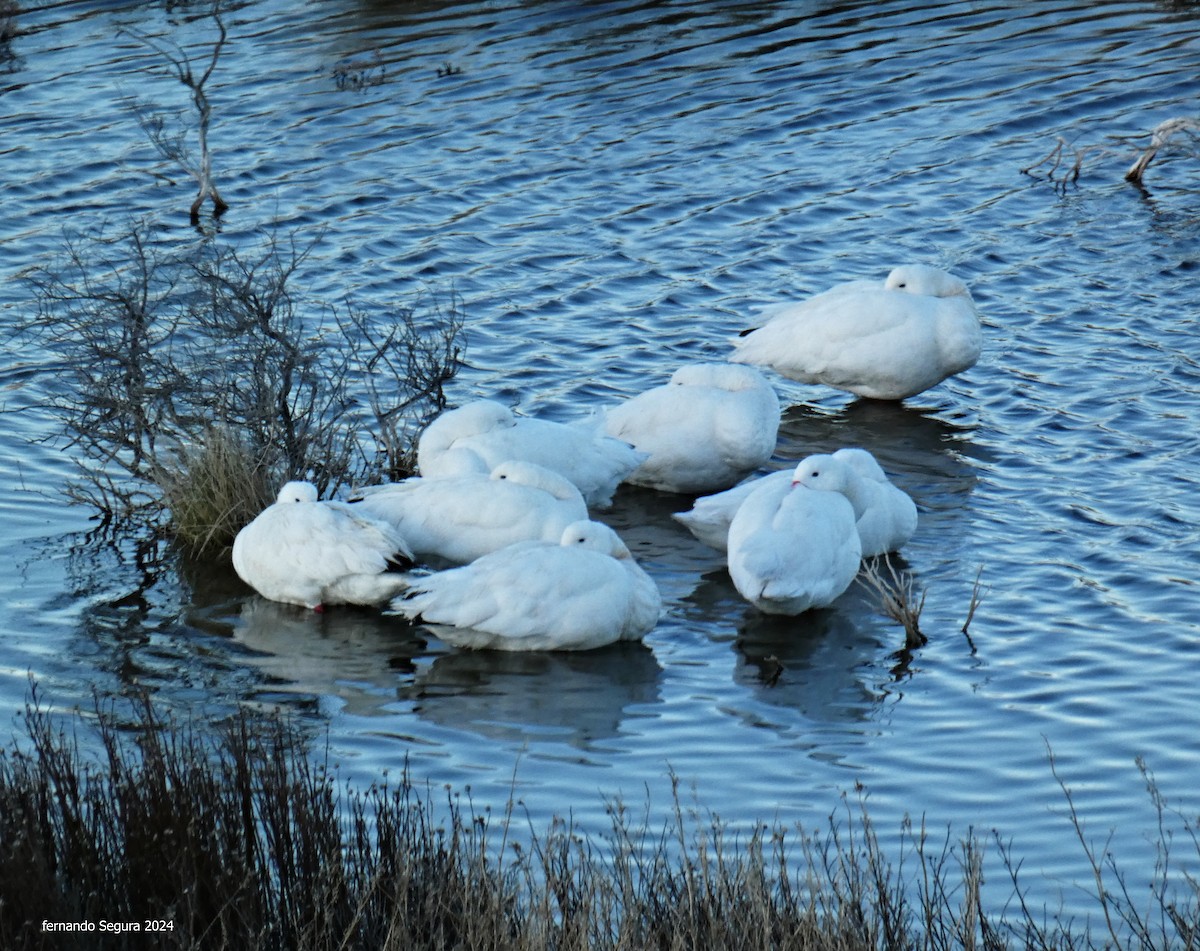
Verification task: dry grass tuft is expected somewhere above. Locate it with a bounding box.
[153,425,276,556]
[857,554,928,653]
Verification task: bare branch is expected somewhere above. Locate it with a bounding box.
[1126,117,1200,185]
[1024,116,1200,192]
[122,3,229,221]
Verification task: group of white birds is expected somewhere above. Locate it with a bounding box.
[232,264,982,651]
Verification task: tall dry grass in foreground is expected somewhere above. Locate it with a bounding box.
[1,693,1196,950]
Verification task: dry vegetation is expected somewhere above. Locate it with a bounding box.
[13,1,462,560]
[1,692,1197,950]
[856,556,929,676]
[1022,117,1200,191]
[123,3,229,221]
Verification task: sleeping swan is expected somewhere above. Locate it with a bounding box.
[350,460,588,565]
[731,264,981,400]
[790,451,918,556]
[417,400,645,508]
[232,481,413,611]
[389,520,662,651]
[674,447,915,557]
[603,363,780,494]
[726,465,861,615]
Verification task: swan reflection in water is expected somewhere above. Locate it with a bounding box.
[679,564,885,722]
[402,640,662,751]
[205,597,427,716]
[730,601,889,726]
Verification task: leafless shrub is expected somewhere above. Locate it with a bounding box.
[21,221,463,555]
[335,296,461,482]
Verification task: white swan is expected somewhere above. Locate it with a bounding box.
[350,460,588,565]
[417,446,491,479]
[731,264,982,400]
[389,520,662,651]
[726,466,861,615]
[232,481,414,611]
[791,451,918,556]
[603,363,781,494]
[417,400,646,508]
[674,448,916,556]
[673,470,791,551]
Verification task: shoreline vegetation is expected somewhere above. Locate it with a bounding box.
[2,692,1196,950]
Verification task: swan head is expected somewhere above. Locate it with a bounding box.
[884,264,971,299]
[790,454,855,492]
[559,520,631,559]
[418,400,516,459]
[669,362,773,393]
[276,481,319,504]
[490,460,582,501]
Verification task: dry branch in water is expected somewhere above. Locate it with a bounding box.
[124,3,229,221]
[1023,116,1200,190]
[1125,117,1200,185]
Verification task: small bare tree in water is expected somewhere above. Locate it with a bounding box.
[124,2,229,221]
[22,222,463,554]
